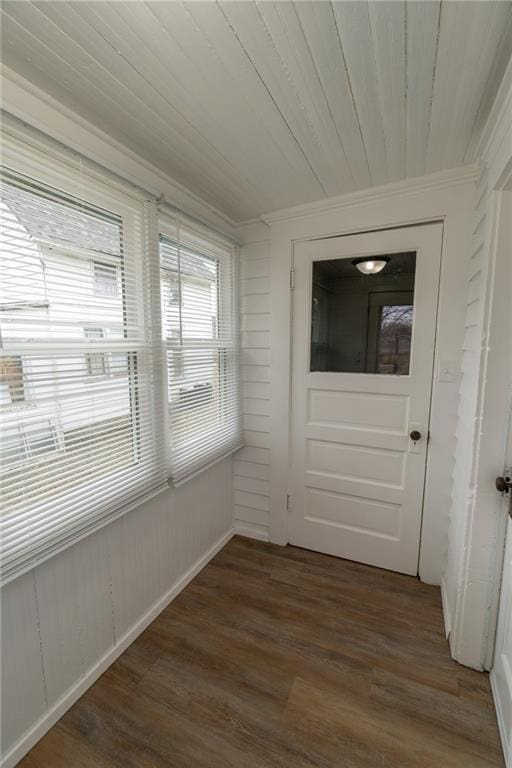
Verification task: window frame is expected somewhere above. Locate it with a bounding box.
[0,353,26,405]
[0,124,168,584]
[0,118,239,584]
[92,258,119,297]
[84,326,109,377]
[159,215,243,484]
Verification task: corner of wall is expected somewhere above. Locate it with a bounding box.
[233,221,272,544]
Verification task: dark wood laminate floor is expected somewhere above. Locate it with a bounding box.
[20,536,504,768]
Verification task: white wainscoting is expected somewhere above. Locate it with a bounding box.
[1,457,234,768]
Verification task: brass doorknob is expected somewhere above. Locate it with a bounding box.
[409,430,422,442]
[496,476,512,493]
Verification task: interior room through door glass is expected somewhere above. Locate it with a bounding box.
[310,252,416,374]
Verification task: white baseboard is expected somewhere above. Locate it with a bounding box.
[491,670,511,767]
[440,577,452,639]
[234,521,270,542]
[2,528,234,768]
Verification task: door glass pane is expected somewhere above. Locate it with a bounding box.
[310,251,416,374]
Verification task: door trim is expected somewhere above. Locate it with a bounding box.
[267,177,475,586]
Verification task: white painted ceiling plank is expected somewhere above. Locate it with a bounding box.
[255,1,356,195]
[332,1,389,186]
[0,15,187,178]
[183,2,316,195]
[2,2,257,219]
[0,0,510,221]
[218,1,330,196]
[464,10,512,162]
[50,1,265,217]
[116,2,284,211]
[426,1,475,172]
[368,0,406,182]
[405,1,441,178]
[185,0,325,209]
[442,2,511,167]
[293,0,371,189]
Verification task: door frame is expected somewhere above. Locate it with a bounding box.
[265,170,476,585]
[288,224,442,575]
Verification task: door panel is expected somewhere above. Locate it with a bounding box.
[289,224,442,574]
[307,440,405,486]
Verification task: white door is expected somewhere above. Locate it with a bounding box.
[490,191,512,762]
[492,419,512,764]
[289,224,442,575]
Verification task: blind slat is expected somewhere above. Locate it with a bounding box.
[159,219,243,485]
[0,122,241,584]
[0,144,167,584]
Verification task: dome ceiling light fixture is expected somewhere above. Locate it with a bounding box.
[352,255,390,275]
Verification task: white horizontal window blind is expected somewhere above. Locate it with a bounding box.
[0,131,166,583]
[160,216,243,485]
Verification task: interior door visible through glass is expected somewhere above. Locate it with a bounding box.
[310,251,416,374]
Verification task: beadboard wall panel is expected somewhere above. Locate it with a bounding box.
[1,572,47,757]
[443,164,489,634]
[234,223,272,542]
[1,457,234,767]
[444,61,512,669]
[34,530,115,709]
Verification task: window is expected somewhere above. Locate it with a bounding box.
[24,421,59,459]
[161,272,181,306]
[160,219,243,485]
[84,327,108,376]
[0,427,25,467]
[1,420,59,468]
[310,252,416,373]
[371,301,414,375]
[0,354,25,404]
[93,260,118,296]
[0,135,166,584]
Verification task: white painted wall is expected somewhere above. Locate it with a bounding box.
[234,169,476,586]
[233,222,271,541]
[444,61,512,670]
[1,457,233,768]
[442,161,491,643]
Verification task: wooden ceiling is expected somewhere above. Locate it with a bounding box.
[1,1,511,223]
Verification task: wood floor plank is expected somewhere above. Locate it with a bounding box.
[18,536,504,767]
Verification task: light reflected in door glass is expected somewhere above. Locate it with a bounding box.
[310,251,416,374]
